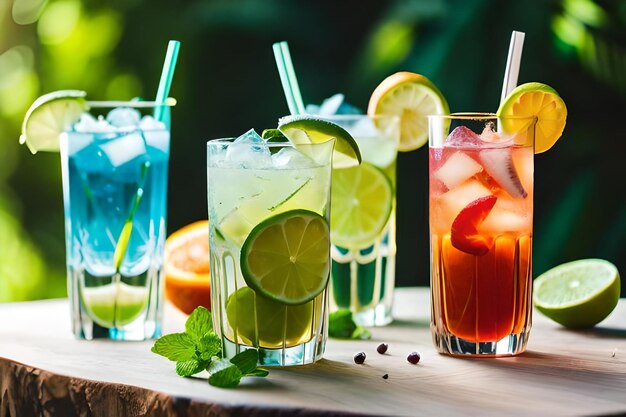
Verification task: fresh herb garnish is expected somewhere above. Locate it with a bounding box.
[328,309,372,340]
[152,306,268,388]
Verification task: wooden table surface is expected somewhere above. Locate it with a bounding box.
[1,287,625,417]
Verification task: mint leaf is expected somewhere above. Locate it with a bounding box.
[207,358,242,388]
[185,306,213,340]
[176,359,207,377]
[261,129,287,141]
[247,368,269,377]
[151,333,196,361]
[329,309,371,340]
[230,349,258,375]
[352,326,372,340]
[329,309,357,338]
[198,333,222,361]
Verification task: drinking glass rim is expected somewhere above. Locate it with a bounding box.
[85,99,176,109]
[428,112,536,121]
[207,137,337,148]
[316,114,400,122]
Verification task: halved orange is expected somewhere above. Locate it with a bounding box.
[164,220,211,315]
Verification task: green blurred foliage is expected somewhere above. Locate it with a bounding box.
[1,0,625,301]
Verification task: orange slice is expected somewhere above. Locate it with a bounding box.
[164,220,211,315]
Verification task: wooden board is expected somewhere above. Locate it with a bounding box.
[1,288,625,417]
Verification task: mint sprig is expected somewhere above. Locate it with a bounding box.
[152,306,268,388]
[328,309,372,340]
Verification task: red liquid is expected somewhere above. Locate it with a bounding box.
[430,146,533,343]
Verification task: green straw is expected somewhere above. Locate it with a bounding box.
[272,41,305,115]
[154,40,181,121]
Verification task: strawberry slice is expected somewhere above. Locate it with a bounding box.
[451,195,497,256]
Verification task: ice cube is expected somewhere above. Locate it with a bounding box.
[349,117,378,138]
[225,129,271,168]
[234,128,264,144]
[63,132,93,156]
[106,107,141,128]
[480,123,512,146]
[139,116,169,152]
[445,126,483,147]
[74,113,117,133]
[433,151,483,189]
[271,146,316,168]
[512,146,533,193]
[479,148,527,198]
[433,180,492,231]
[100,132,147,167]
[138,115,166,131]
[480,203,530,233]
[317,93,344,116]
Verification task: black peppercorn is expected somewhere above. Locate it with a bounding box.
[407,352,421,364]
[353,352,366,364]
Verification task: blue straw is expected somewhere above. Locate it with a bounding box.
[272,41,305,115]
[154,40,180,121]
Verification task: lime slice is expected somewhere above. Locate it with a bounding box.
[330,162,393,248]
[20,90,88,154]
[533,259,620,328]
[240,209,330,305]
[225,287,317,348]
[497,82,567,154]
[278,115,361,168]
[368,72,449,152]
[81,283,148,328]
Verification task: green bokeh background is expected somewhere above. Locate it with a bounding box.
[1,0,625,301]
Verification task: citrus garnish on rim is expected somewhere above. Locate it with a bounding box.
[20,90,88,154]
[497,82,567,154]
[278,115,361,168]
[368,72,449,152]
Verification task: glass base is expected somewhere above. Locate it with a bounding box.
[222,334,326,367]
[68,266,163,341]
[353,303,393,327]
[72,312,162,341]
[432,327,530,357]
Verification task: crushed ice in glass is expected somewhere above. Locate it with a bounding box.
[446,124,512,148]
[224,129,272,168]
[445,126,483,147]
[306,93,362,115]
[271,147,316,168]
[106,107,141,127]
[74,113,117,133]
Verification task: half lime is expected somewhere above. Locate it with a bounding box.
[533,259,620,328]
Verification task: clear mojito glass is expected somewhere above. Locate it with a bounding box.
[207,132,334,366]
[323,115,399,327]
[429,113,535,356]
[61,101,172,341]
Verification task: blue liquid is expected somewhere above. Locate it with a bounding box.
[62,127,169,340]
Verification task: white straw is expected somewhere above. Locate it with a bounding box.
[500,31,525,103]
